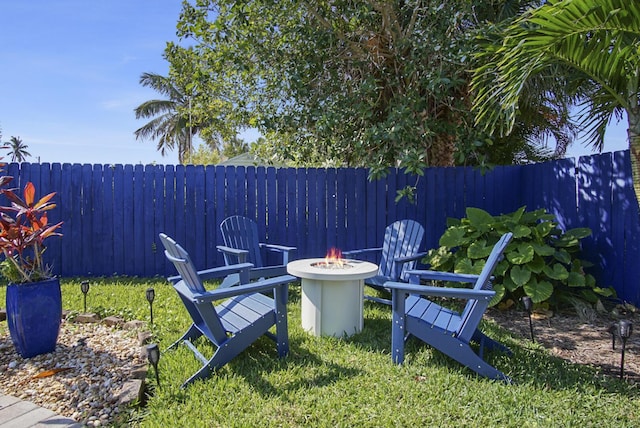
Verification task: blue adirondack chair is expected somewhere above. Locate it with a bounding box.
[159,233,294,388]
[343,219,426,304]
[384,232,514,381]
[217,216,297,285]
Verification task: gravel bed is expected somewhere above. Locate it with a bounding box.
[0,320,147,426]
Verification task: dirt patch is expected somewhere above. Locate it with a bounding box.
[485,306,640,383]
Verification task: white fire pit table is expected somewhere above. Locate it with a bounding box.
[287,258,378,338]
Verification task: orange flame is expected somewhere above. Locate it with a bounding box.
[325,247,345,267]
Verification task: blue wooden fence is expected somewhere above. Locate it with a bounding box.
[2,150,639,306]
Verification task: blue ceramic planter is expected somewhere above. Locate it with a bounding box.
[6,278,62,358]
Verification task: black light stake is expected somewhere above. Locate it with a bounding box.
[80,281,90,313]
[617,320,633,379]
[521,296,535,343]
[146,287,156,325]
[608,323,618,350]
[146,343,161,387]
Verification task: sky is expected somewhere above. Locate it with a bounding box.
[0,1,631,166]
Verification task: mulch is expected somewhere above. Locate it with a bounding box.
[485,306,640,383]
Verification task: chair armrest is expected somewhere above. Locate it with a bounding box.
[342,248,383,257]
[248,265,289,279]
[186,274,297,302]
[406,269,480,284]
[385,281,495,300]
[259,243,296,265]
[393,252,427,264]
[167,261,255,284]
[260,243,297,253]
[216,245,249,263]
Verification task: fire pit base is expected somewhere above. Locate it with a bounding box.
[301,278,364,337]
[287,258,378,338]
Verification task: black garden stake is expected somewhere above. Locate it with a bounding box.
[521,296,535,342]
[146,287,156,325]
[617,320,633,379]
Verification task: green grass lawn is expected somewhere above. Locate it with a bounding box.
[4,278,639,427]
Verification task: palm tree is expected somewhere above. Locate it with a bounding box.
[134,72,197,164]
[471,0,640,204]
[8,136,30,162]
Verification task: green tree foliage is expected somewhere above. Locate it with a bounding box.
[184,143,222,165]
[134,72,200,164]
[472,0,640,204]
[7,136,30,163]
[222,135,249,159]
[166,0,574,175]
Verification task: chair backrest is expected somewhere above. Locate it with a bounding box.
[220,216,264,267]
[378,219,425,281]
[159,233,229,344]
[159,233,206,293]
[458,232,513,341]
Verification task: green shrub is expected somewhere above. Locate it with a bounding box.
[424,206,615,308]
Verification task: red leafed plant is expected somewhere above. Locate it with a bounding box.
[0,179,63,283]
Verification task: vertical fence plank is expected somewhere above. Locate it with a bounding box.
[132,165,145,275]
[153,165,166,275]
[112,165,125,275]
[326,169,338,249]
[315,169,327,255]
[286,168,298,254]
[343,169,358,252]
[214,166,227,266]
[296,169,308,257]
[92,165,106,276]
[45,164,63,274]
[80,165,93,275]
[204,165,217,266]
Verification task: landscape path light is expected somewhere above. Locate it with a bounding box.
[146,343,161,387]
[146,287,155,325]
[80,280,90,313]
[617,320,633,379]
[521,296,534,342]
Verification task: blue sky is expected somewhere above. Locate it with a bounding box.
[0,1,630,166]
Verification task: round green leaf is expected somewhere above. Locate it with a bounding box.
[489,283,505,307]
[510,265,531,286]
[567,271,586,287]
[565,227,592,240]
[439,227,468,248]
[532,243,555,257]
[506,243,534,264]
[526,255,546,273]
[535,221,555,238]
[512,224,531,238]
[503,275,519,292]
[465,207,494,229]
[455,258,483,275]
[553,249,571,264]
[543,263,569,280]
[468,240,493,259]
[523,279,554,303]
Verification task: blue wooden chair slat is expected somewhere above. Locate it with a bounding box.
[385,232,514,382]
[218,216,297,286]
[343,219,426,304]
[159,233,294,388]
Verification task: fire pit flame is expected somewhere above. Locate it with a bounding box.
[311,248,352,269]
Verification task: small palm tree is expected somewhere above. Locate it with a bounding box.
[471,0,640,204]
[8,136,30,163]
[134,72,197,164]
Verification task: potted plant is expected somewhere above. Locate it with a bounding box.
[0,179,63,358]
